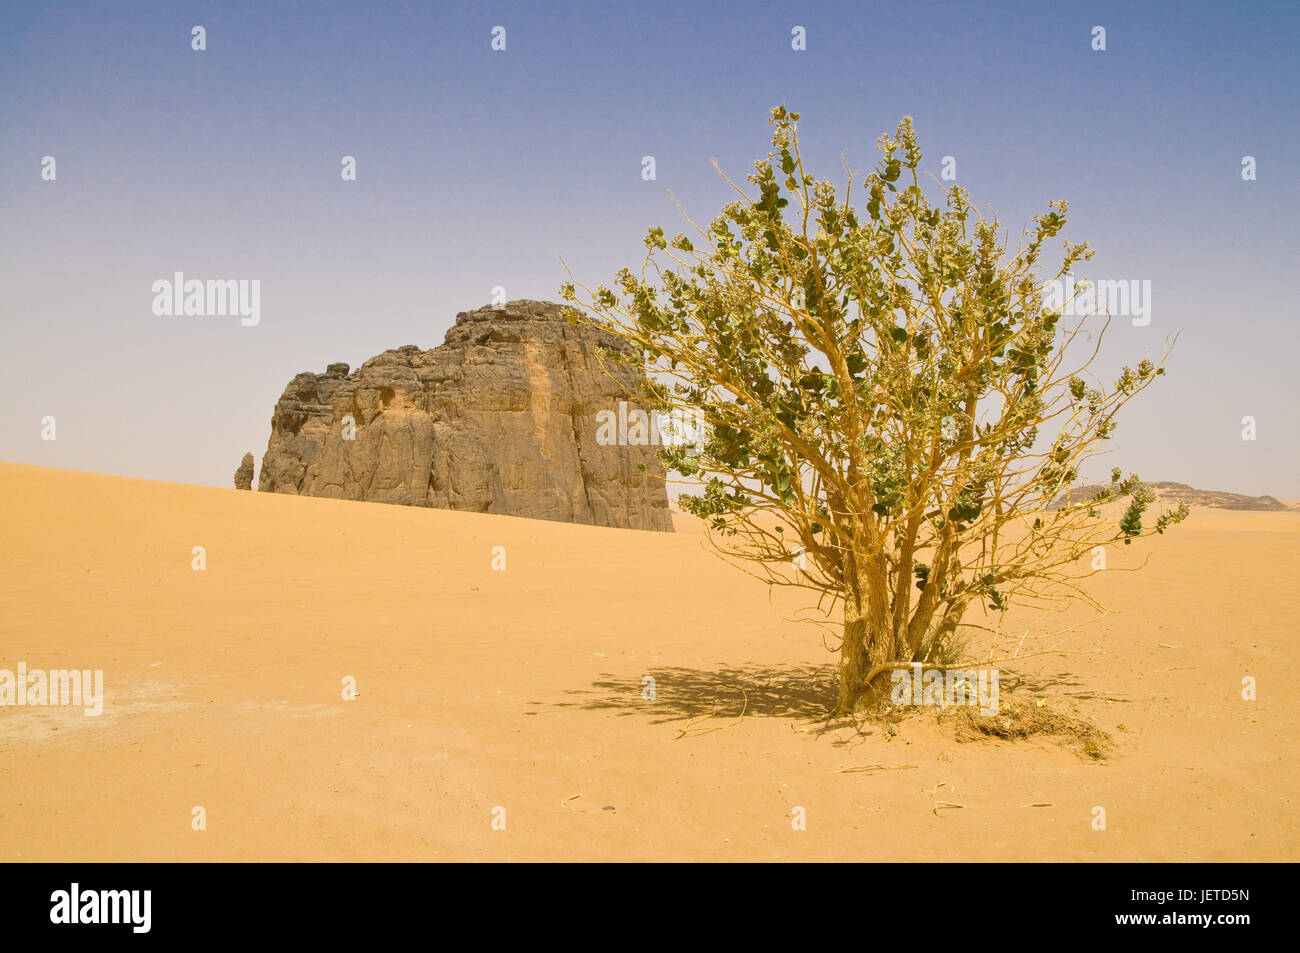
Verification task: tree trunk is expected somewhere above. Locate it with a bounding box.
[836,605,870,714]
[835,559,894,714]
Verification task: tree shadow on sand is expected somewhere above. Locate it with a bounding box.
[541,663,841,726]
[536,662,1126,748]
[1000,669,1133,705]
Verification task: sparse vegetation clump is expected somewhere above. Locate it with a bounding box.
[939,696,1113,760]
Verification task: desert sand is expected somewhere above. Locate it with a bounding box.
[1,461,1296,861]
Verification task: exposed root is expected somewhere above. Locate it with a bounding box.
[676,687,749,738]
[832,762,917,774]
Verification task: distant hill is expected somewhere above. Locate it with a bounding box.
[1053,481,1291,511]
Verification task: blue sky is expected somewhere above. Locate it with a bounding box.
[2,0,1297,494]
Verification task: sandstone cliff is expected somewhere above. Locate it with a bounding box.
[257,300,673,531]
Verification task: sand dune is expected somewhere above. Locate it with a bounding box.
[1,462,1296,860]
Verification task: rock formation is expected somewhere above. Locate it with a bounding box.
[234,452,254,490]
[257,300,673,531]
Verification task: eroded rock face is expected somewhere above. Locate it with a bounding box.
[257,300,672,531]
[234,452,254,490]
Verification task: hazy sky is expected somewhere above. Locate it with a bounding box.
[2,0,1297,495]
